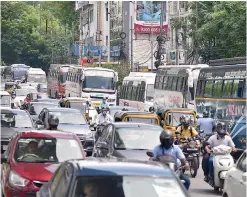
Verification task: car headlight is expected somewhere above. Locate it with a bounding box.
[9,170,29,187]
[189,141,196,148]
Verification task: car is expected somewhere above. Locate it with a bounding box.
[35,98,60,104]
[37,158,189,197]
[108,106,138,117]
[0,91,11,109]
[93,122,164,160]
[1,109,35,154]
[26,102,60,120]
[1,130,86,197]
[36,108,94,155]
[223,150,247,197]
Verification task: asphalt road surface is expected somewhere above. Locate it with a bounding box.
[188,163,221,197]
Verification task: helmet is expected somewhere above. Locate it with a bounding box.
[180,115,186,124]
[159,130,174,149]
[216,122,226,132]
[48,114,59,127]
[183,116,191,127]
[203,111,209,118]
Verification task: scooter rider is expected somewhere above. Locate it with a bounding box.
[176,116,198,139]
[205,122,236,182]
[152,129,191,190]
[100,97,109,109]
[196,111,216,135]
[47,114,59,130]
[96,108,113,124]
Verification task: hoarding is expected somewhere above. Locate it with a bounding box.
[134,1,168,34]
[83,46,107,57]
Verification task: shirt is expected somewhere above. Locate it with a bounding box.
[196,118,216,134]
[152,144,185,166]
[100,102,109,109]
[96,113,113,124]
[207,134,235,148]
[176,126,198,138]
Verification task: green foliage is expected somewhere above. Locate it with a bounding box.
[188,1,246,63]
[1,1,79,70]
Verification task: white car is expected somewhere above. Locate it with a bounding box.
[223,150,246,197]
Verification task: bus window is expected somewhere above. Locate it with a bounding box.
[177,77,184,91]
[127,87,132,100]
[132,86,137,101]
[166,77,173,90]
[162,76,168,90]
[172,77,178,91]
[154,76,159,89]
[196,80,202,96]
[222,80,233,98]
[243,82,246,98]
[204,80,213,97]
[183,79,188,92]
[213,80,223,97]
[232,79,245,98]
[158,76,163,89]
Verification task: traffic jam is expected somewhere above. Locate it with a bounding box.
[0,59,246,197]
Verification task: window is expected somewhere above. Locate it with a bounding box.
[196,80,202,96]
[106,8,109,21]
[172,77,178,90]
[177,77,184,91]
[213,80,223,97]
[232,79,245,98]
[204,80,213,97]
[131,86,137,101]
[155,76,159,89]
[89,9,94,23]
[158,76,163,89]
[106,36,108,46]
[166,76,173,90]
[222,80,233,98]
[162,76,168,90]
[237,153,246,172]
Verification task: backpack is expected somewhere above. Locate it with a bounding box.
[179,126,193,136]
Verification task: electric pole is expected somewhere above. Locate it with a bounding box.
[130,16,133,72]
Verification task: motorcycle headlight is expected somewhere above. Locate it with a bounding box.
[189,141,196,148]
[9,170,29,187]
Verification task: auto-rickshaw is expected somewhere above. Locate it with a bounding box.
[114,111,160,125]
[161,108,197,136]
[4,82,19,94]
[59,97,98,123]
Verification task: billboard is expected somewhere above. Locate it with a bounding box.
[134,1,168,34]
[83,46,108,57]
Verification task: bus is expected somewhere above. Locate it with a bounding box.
[26,68,46,87]
[119,73,156,112]
[47,64,75,98]
[3,64,30,81]
[153,64,209,113]
[65,67,118,106]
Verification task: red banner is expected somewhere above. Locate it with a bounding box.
[134,24,168,34]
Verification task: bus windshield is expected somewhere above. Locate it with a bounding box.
[83,76,114,90]
[27,74,46,83]
[146,84,154,102]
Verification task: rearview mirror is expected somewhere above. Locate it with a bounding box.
[242,172,247,181]
[146,151,154,157]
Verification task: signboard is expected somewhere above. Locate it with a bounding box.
[84,70,115,77]
[110,46,120,57]
[134,1,168,34]
[83,46,108,57]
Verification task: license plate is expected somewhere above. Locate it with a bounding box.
[2,145,8,150]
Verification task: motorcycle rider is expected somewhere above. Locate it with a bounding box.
[176,115,186,130]
[96,107,113,124]
[100,97,109,109]
[204,122,236,183]
[196,111,216,135]
[176,116,198,139]
[152,129,191,190]
[47,114,59,130]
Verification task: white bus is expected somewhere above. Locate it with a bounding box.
[26,68,46,88]
[65,67,118,106]
[119,73,156,112]
[154,64,209,112]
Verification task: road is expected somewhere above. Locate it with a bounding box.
[188,163,221,197]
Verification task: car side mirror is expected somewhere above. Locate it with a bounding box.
[96,141,108,149]
[242,172,247,181]
[146,151,154,158]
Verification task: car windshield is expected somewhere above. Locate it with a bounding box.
[75,176,186,197]
[15,89,34,96]
[49,111,87,125]
[114,127,162,150]
[125,117,158,125]
[1,112,33,128]
[14,137,83,163]
[146,84,154,102]
[68,102,95,113]
[30,103,58,115]
[27,74,46,83]
[1,95,10,106]
[166,112,195,127]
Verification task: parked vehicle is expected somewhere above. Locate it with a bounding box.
[0,91,11,109]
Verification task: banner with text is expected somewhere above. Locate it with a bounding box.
[134,1,168,34]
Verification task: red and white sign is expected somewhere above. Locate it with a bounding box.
[134,24,168,34]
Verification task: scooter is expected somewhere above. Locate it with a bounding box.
[207,145,234,192]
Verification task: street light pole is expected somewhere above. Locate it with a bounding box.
[130,16,133,72]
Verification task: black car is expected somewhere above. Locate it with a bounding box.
[26,101,60,120]
[36,107,94,155]
[93,122,164,160]
[37,158,189,197]
[1,109,34,154]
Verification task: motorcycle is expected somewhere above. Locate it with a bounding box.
[176,135,200,178]
[146,151,186,184]
[206,145,234,192]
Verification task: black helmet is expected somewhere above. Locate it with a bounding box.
[216,122,226,132]
[180,115,186,124]
[203,111,209,118]
[48,114,59,127]
[183,116,191,127]
[160,130,174,149]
